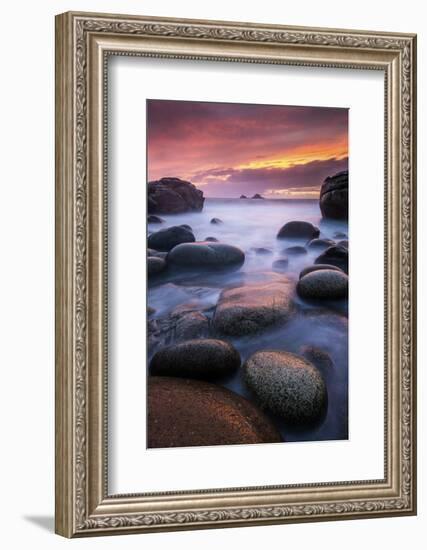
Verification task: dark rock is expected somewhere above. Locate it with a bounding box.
[148,225,195,252]
[283,245,307,256]
[210,217,223,225]
[240,195,248,199]
[147,256,166,277]
[334,231,347,239]
[213,278,294,336]
[320,171,348,219]
[337,240,349,249]
[147,377,282,448]
[243,350,327,425]
[180,224,193,231]
[168,241,245,270]
[307,238,335,250]
[204,236,219,242]
[299,264,344,279]
[150,339,240,380]
[251,193,264,199]
[272,258,289,271]
[300,345,334,373]
[315,245,348,274]
[251,247,273,256]
[277,221,320,240]
[297,269,348,300]
[147,177,204,214]
[148,214,164,224]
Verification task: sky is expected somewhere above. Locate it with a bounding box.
[147,99,348,199]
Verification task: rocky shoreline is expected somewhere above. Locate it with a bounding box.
[146,174,349,448]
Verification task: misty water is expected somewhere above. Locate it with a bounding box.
[148,198,349,443]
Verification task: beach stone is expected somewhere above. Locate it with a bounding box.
[205,236,219,242]
[334,231,347,239]
[320,171,348,219]
[148,177,204,214]
[210,217,223,225]
[277,221,320,240]
[147,377,282,448]
[252,247,273,255]
[244,351,327,425]
[300,345,334,373]
[315,245,348,274]
[307,238,335,250]
[180,224,193,232]
[148,225,195,252]
[272,258,289,271]
[213,278,294,336]
[283,245,307,256]
[252,193,265,199]
[148,215,164,224]
[299,264,344,279]
[337,240,349,249]
[168,241,245,269]
[150,338,240,380]
[297,269,348,300]
[240,194,248,199]
[147,257,166,277]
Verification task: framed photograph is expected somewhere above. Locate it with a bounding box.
[55,11,417,537]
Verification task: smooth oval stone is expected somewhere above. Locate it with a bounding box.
[210,217,223,225]
[272,258,289,271]
[277,221,319,240]
[147,256,166,277]
[297,269,348,300]
[299,264,343,279]
[168,241,245,269]
[251,247,273,255]
[148,214,164,224]
[307,238,335,250]
[320,171,348,220]
[283,245,307,256]
[315,245,348,274]
[244,350,327,425]
[213,278,294,336]
[204,236,219,242]
[147,377,282,448]
[334,231,347,239]
[148,225,195,252]
[180,224,193,231]
[150,338,240,380]
[300,345,334,374]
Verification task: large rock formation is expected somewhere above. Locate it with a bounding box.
[319,171,348,219]
[148,177,204,214]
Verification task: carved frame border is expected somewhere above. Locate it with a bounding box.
[55,11,416,537]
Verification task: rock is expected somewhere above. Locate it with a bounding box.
[300,345,334,373]
[320,171,348,219]
[272,258,289,271]
[299,264,344,279]
[148,214,164,223]
[251,193,264,199]
[315,245,348,274]
[251,247,273,256]
[243,350,327,425]
[168,241,245,270]
[213,278,294,336]
[334,231,347,239]
[240,195,248,199]
[180,224,193,232]
[210,217,223,225]
[283,245,307,256]
[148,225,195,252]
[307,238,335,250]
[147,377,282,447]
[277,221,320,240]
[150,339,240,380]
[147,177,204,214]
[204,236,219,242]
[148,256,166,277]
[148,248,167,259]
[297,269,348,300]
[337,240,349,249]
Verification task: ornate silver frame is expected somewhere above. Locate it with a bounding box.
[55,11,417,537]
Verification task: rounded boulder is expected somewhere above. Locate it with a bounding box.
[297,269,348,300]
[277,221,319,240]
[168,241,245,269]
[148,225,195,252]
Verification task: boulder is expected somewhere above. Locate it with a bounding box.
[147,256,166,277]
[150,339,240,380]
[168,241,245,270]
[240,194,248,199]
[272,258,289,271]
[148,225,195,251]
[251,247,273,256]
[204,236,219,242]
[251,193,264,199]
[315,245,348,274]
[307,238,335,250]
[148,214,164,224]
[180,224,193,232]
[244,350,327,425]
[334,231,347,239]
[282,245,307,256]
[147,177,204,214]
[277,221,320,240]
[297,269,348,300]
[320,171,348,219]
[210,217,223,225]
[213,278,294,336]
[147,377,282,448]
[299,263,343,279]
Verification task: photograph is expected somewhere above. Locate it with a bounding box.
[146,99,349,449]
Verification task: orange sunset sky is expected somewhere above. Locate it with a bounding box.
[147,100,348,199]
